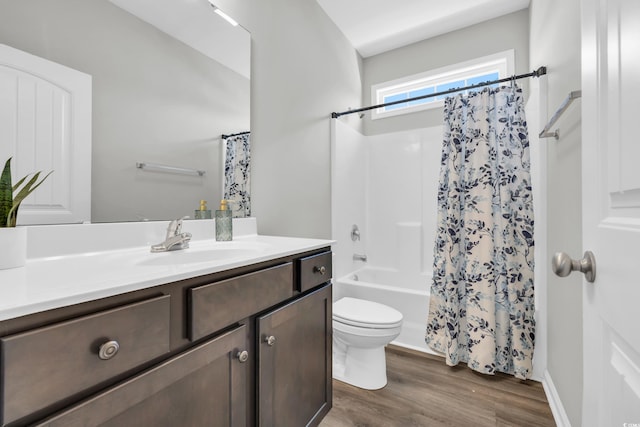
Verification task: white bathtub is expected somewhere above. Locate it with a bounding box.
[334,266,437,355]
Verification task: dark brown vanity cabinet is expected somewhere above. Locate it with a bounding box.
[0,248,332,427]
[257,284,332,427]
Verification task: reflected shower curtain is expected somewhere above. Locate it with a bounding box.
[425,85,535,380]
[223,132,251,217]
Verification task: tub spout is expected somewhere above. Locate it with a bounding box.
[353,253,367,262]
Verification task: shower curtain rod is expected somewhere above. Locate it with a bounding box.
[330,66,547,119]
[221,131,250,139]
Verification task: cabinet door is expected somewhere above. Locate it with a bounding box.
[35,325,249,427]
[257,284,332,427]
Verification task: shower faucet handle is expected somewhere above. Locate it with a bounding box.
[351,224,361,241]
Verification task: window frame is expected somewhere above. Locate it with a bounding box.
[370,50,515,120]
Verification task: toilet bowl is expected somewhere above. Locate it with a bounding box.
[332,297,403,390]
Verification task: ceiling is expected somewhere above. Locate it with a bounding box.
[108,0,530,77]
[316,0,530,58]
[108,0,250,78]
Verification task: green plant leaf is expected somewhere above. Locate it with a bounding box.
[7,170,53,227]
[12,175,28,192]
[0,158,13,227]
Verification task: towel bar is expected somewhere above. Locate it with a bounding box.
[539,90,582,140]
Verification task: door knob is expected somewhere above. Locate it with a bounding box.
[264,335,276,346]
[551,251,596,283]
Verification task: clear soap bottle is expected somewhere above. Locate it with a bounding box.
[215,199,232,241]
[194,200,212,219]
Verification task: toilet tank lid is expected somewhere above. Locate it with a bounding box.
[333,297,403,326]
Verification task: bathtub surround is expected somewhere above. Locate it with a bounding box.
[331,120,441,354]
[426,85,535,380]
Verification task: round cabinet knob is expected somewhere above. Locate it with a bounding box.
[264,335,276,346]
[98,340,120,360]
[236,350,249,363]
[313,266,326,275]
[552,251,596,283]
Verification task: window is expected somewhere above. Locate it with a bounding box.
[371,50,514,120]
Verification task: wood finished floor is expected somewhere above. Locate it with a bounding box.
[319,346,556,427]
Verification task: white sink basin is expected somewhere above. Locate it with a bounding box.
[136,241,270,266]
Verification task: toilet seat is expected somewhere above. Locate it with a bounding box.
[333,297,403,329]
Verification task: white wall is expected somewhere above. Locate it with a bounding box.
[215,0,363,239]
[530,0,583,425]
[363,10,530,135]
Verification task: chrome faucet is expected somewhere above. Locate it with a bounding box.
[151,216,192,252]
[353,253,367,262]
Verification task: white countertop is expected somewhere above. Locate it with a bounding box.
[0,219,333,321]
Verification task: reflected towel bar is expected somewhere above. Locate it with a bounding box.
[539,90,582,140]
[136,162,206,177]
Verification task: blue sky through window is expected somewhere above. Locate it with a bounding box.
[435,80,465,100]
[408,87,435,106]
[466,72,500,89]
[383,93,409,110]
[382,72,503,111]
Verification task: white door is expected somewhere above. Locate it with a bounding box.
[581,0,640,425]
[0,44,91,225]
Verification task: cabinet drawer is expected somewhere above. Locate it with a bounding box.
[1,295,171,426]
[297,251,332,292]
[189,262,293,341]
[34,325,248,427]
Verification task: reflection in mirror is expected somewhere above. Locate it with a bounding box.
[0,0,250,223]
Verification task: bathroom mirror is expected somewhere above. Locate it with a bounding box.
[0,0,250,223]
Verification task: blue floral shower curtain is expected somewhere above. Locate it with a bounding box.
[223,132,251,218]
[425,85,535,380]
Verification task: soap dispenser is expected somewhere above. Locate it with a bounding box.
[194,200,212,219]
[215,199,233,241]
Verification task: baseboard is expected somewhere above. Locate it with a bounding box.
[387,344,443,362]
[542,369,572,427]
[388,340,439,356]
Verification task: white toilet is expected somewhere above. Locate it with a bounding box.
[332,297,403,390]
